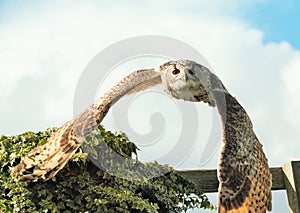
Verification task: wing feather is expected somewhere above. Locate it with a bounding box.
[12,69,161,181]
[217,94,272,213]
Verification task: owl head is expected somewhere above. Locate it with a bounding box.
[158,60,227,106]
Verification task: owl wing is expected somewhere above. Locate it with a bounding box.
[13,119,80,181]
[125,72,162,95]
[12,69,161,181]
[217,94,272,213]
[218,136,272,213]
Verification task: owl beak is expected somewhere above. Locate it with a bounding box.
[185,72,193,83]
[185,72,189,81]
[185,72,199,90]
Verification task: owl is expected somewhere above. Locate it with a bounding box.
[12,60,272,212]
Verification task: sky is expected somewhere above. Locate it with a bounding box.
[1,0,300,212]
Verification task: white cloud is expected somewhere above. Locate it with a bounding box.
[282,52,300,123]
[0,1,298,211]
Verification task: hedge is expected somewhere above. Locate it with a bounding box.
[0,125,214,212]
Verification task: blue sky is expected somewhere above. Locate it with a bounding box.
[239,0,300,49]
[0,1,299,212]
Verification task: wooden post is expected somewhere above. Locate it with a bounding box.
[283,161,300,213]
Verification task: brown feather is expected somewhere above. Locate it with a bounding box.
[216,93,272,213]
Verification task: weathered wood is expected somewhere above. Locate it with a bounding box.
[178,169,218,193]
[283,161,300,213]
[177,167,285,193]
[271,167,286,190]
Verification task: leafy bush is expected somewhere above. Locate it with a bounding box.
[0,125,213,212]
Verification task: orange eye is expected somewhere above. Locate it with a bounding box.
[172,69,180,75]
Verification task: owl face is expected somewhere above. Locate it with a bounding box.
[159,60,214,105]
[159,61,198,102]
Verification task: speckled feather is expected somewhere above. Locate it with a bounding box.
[12,69,161,181]
[217,93,272,213]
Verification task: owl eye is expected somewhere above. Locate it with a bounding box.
[188,69,195,75]
[172,69,180,75]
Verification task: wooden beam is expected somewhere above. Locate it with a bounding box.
[178,169,218,193]
[283,161,300,213]
[177,167,285,193]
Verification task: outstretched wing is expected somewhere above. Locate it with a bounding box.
[217,94,272,213]
[218,141,272,213]
[12,69,161,181]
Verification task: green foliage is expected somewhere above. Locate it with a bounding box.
[0,125,213,212]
